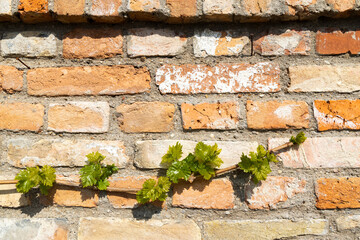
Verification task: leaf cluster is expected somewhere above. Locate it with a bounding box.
[15,165,56,195]
[136,177,171,204]
[238,145,278,184]
[79,152,118,190]
[290,131,307,145]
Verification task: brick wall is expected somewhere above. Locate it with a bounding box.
[1,0,360,239]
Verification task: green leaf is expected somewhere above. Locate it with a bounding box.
[80,164,101,188]
[290,131,307,145]
[194,142,222,167]
[136,177,171,204]
[15,166,56,195]
[86,152,106,164]
[161,142,183,165]
[166,159,192,183]
[97,179,109,191]
[40,165,56,187]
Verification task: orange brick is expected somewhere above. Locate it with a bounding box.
[0,102,44,131]
[326,0,355,12]
[203,0,234,21]
[316,177,360,209]
[18,0,52,23]
[247,100,309,129]
[172,178,234,209]
[27,65,150,96]
[316,29,360,55]
[91,0,123,22]
[54,0,85,22]
[127,0,163,21]
[116,102,175,133]
[314,100,360,131]
[181,102,239,130]
[0,66,23,93]
[63,28,123,59]
[166,0,197,23]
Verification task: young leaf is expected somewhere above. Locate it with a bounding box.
[166,157,192,183]
[290,131,307,145]
[161,142,183,165]
[136,177,171,204]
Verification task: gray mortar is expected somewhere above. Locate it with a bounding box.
[1,18,360,239]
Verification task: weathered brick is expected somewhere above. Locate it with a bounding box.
[127,0,162,21]
[156,63,280,94]
[289,65,360,92]
[314,100,360,131]
[1,31,57,57]
[18,0,52,23]
[246,100,309,129]
[166,0,197,23]
[48,102,109,133]
[203,219,328,240]
[91,0,123,22]
[0,66,23,93]
[269,137,360,168]
[27,65,150,96]
[78,218,201,240]
[0,0,12,16]
[203,0,234,21]
[0,218,68,240]
[3,138,129,168]
[0,102,44,132]
[135,140,258,168]
[245,176,306,210]
[316,29,360,55]
[194,29,250,57]
[172,178,234,209]
[316,177,360,209]
[254,29,311,56]
[127,28,187,57]
[116,102,175,133]
[336,215,360,230]
[0,176,30,207]
[54,0,85,22]
[326,0,355,12]
[181,102,240,130]
[63,28,123,59]
[241,0,272,17]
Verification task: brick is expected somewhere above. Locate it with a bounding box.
[27,65,150,96]
[48,102,109,133]
[203,219,328,240]
[254,29,311,56]
[289,65,360,92]
[4,138,129,168]
[116,102,175,133]
[269,137,360,168]
[91,0,123,22]
[63,28,123,59]
[127,28,187,57]
[18,0,52,23]
[245,176,306,210]
[0,218,68,240]
[314,100,360,131]
[166,0,197,23]
[241,0,272,16]
[0,66,23,93]
[78,218,201,240]
[246,100,309,129]
[0,176,30,207]
[1,31,57,57]
[0,0,12,15]
[172,178,234,209]
[127,0,162,21]
[54,0,85,22]
[316,177,360,209]
[181,102,240,130]
[316,29,360,55]
[156,63,280,94]
[203,0,234,21]
[194,29,250,57]
[336,215,360,230]
[326,0,355,12]
[135,140,258,168]
[0,102,44,132]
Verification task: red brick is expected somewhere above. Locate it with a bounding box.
[27,65,150,96]
[247,100,309,129]
[172,178,234,209]
[18,0,52,23]
[116,102,175,133]
[314,100,360,131]
[166,0,197,23]
[0,102,44,132]
[316,177,360,209]
[316,29,360,55]
[63,28,123,59]
[156,63,280,94]
[181,102,240,130]
[0,66,23,93]
[54,0,85,22]
[91,0,123,22]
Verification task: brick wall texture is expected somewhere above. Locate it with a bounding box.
[1,0,360,239]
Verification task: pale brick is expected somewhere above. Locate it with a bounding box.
[326,0,355,12]
[172,178,234,209]
[127,28,187,57]
[0,102,44,132]
[1,31,57,57]
[0,176,30,207]
[336,215,360,230]
[27,65,150,96]
[0,0,12,15]
[3,138,129,168]
[127,0,161,12]
[245,176,306,209]
[289,65,360,92]
[203,0,234,21]
[54,0,85,22]
[116,102,175,133]
[135,140,258,168]
[78,218,201,240]
[194,29,250,57]
[0,66,23,93]
[246,100,309,129]
[316,29,360,55]
[91,0,123,22]
[156,63,280,94]
[181,102,240,130]
[241,0,272,16]
[203,219,328,240]
[0,218,68,240]
[48,102,109,133]
[268,137,360,168]
[254,29,311,56]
